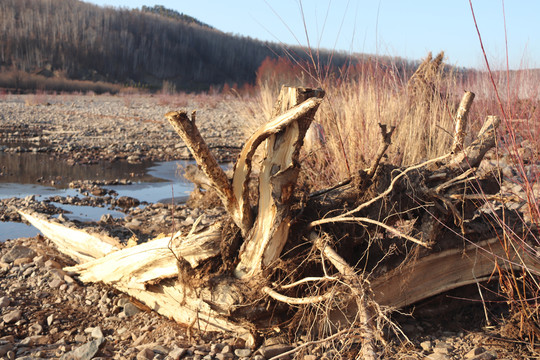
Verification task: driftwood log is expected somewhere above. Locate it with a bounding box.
[20,86,540,353]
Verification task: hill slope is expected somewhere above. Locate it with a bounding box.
[0,0,355,91]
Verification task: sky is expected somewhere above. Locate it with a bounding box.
[83,0,538,70]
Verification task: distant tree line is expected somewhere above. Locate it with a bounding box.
[0,0,419,92]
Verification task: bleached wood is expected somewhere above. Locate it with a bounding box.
[445,115,500,170]
[65,225,222,289]
[371,238,540,308]
[22,211,254,343]
[234,87,325,278]
[451,91,475,153]
[19,210,121,263]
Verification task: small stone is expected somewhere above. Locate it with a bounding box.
[2,309,22,324]
[13,257,33,266]
[45,259,63,269]
[91,327,104,339]
[259,344,294,359]
[465,347,486,358]
[215,353,234,360]
[470,352,497,360]
[426,354,451,360]
[29,322,43,335]
[0,343,14,357]
[1,245,36,263]
[303,355,317,360]
[123,302,141,316]
[420,340,433,352]
[234,348,252,357]
[49,278,65,289]
[433,342,453,354]
[167,347,187,360]
[136,348,154,360]
[0,296,11,308]
[75,334,87,343]
[221,345,232,353]
[47,314,55,326]
[210,343,224,353]
[60,338,104,360]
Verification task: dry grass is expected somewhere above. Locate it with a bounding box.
[242,52,462,190]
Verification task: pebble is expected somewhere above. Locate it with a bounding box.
[426,354,451,360]
[258,344,294,359]
[2,309,22,324]
[167,347,187,360]
[0,296,11,308]
[234,348,252,357]
[123,302,141,316]
[1,245,36,263]
[420,340,433,352]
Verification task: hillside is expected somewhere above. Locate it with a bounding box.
[0,0,357,92]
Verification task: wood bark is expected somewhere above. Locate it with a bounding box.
[165,110,249,236]
[235,87,325,278]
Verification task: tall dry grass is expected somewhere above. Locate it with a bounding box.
[242,52,463,190]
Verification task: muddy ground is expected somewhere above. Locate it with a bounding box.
[0,94,538,359]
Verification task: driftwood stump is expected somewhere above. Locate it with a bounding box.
[21,86,540,355]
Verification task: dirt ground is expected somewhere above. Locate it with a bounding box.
[0,94,538,359]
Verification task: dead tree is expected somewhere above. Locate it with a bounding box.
[21,86,540,354]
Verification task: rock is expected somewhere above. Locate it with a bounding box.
[215,353,234,360]
[123,302,141,317]
[221,345,232,354]
[47,314,55,326]
[258,344,294,359]
[234,348,252,357]
[0,261,10,273]
[136,348,154,360]
[0,343,14,357]
[0,296,11,309]
[60,338,105,360]
[303,355,317,360]
[470,351,497,360]
[420,340,433,352]
[49,278,65,289]
[117,196,140,208]
[91,327,104,339]
[426,354,451,360]
[19,335,49,346]
[1,245,36,263]
[167,347,187,360]
[433,342,453,354]
[29,322,43,335]
[465,346,486,358]
[13,257,33,266]
[2,309,22,324]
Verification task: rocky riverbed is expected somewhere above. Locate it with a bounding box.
[0,93,538,359]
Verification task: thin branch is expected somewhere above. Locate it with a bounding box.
[451,91,475,153]
[262,286,334,305]
[277,276,338,290]
[368,123,396,178]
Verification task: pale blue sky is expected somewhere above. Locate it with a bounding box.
[84,0,538,69]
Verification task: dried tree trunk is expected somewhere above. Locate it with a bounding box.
[234,87,325,278]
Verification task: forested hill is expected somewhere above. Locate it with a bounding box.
[0,0,355,91]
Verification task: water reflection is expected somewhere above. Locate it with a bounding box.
[0,152,161,187]
[0,153,196,241]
